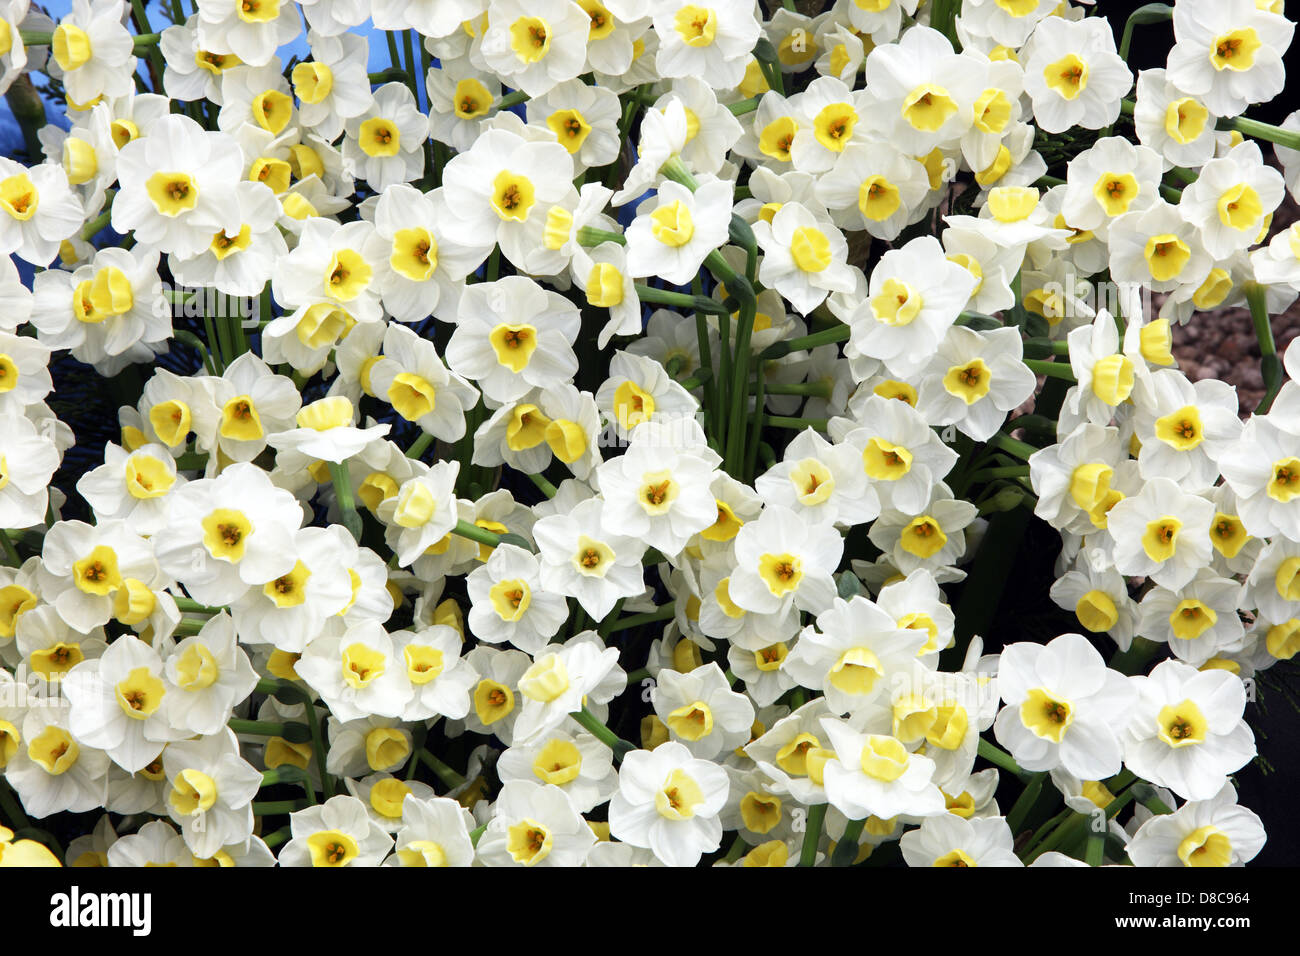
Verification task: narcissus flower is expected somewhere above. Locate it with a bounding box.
[62,634,188,773]
[608,740,729,866]
[1166,0,1294,117]
[728,503,843,618]
[653,0,761,89]
[1123,659,1255,801]
[994,633,1137,780]
[900,813,1023,867]
[111,114,242,261]
[625,178,733,287]
[279,794,394,867]
[476,780,596,866]
[1126,782,1266,867]
[1022,16,1132,135]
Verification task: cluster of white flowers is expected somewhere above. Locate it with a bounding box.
[0,0,1296,870]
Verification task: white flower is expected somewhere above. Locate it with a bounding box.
[4,706,111,818]
[900,814,1023,867]
[0,159,85,266]
[479,0,591,97]
[153,461,304,607]
[1126,783,1266,867]
[292,31,373,142]
[295,621,415,722]
[1166,0,1293,117]
[1022,16,1132,135]
[625,178,733,286]
[63,635,186,773]
[391,625,478,722]
[1106,476,1214,590]
[111,113,242,260]
[279,794,394,867]
[476,780,596,866]
[651,662,754,760]
[367,323,480,443]
[446,276,580,405]
[196,0,301,67]
[377,461,461,568]
[512,636,622,745]
[385,794,478,867]
[918,325,1037,442]
[498,729,616,814]
[994,633,1137,780]
[467,544,568,655]
[728,503,843,618]
[785,595,928,715]
[608,740,729,867]
[533,497,647,620]
[1124,659,1255,801]
[342,82,429,191]
[819,716,946,821]
[850,235,977,379]
[162,729,261,859]
[596,426,719,555]
[0,413,60,530]
[51,0,135,106]
[752,201,856,314]
[652,0,761,90]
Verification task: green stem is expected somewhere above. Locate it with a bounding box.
[451,519,501,548]
[496,90,529,110]
[990,432,1038,461]
[252,799,308,815]
[760,323,849,360]
[401,29,420,103]
[977,738,1031,781]
[1108,636,1162,675]
[0,779,31,830]
[756,381,832,398]
[406,431,433,460]
[724,835,749,863]
[725,303,755,475]
[726,96,760,116]
[1085,830,1106,866]
[969,465,1031,480]
[1247,281,1282,414]
[229,719,311,742]
[1220,114,1300,152]
[1118,4,1173,63]
[660,155,699,191]
[634,284,728,315]
[600,605,674,636]
[746,359,765,481]
[1006,772,1046,833]
[328,461,363,542]
[1130,783,1174,815]
[528,473,557,498]
[764,415,828,431]
[831,818,865,866]
[174,597,222,613]
[368,68,408,84]
[577,226,626,247]
[260,766,310,788]
[570,707,636,761]
[799,804,826,866]
[1023,358,1077,382]
[0,529,20,567]
[173,330,218,375]
[418,748,468,790]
